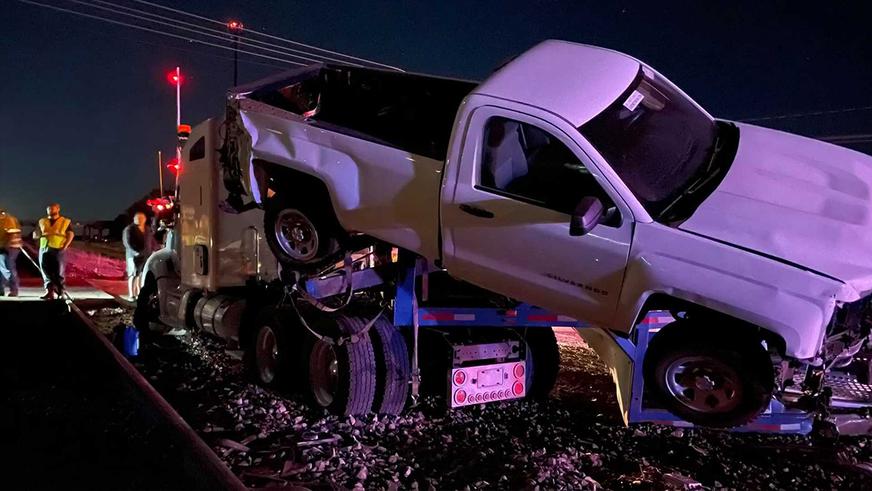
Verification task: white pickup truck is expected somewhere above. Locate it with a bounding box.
[147,40,872,427]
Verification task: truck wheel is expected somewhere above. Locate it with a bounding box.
[244,309,299,389]
[264,193,345,272]
[370,316,410,414]
[307,316,377,415]
[518,328,561,399]
[133,275,169,336]
[643,321,775,428]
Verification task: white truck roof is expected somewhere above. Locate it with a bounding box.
[474,40,641,127]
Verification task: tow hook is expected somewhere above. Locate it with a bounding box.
[794,366,839,440]
[811,387,839,442]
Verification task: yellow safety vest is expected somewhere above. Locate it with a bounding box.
[39,216,71,249]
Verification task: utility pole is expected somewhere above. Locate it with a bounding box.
[175,65,181,170]
[166,66,183,188]
[157,150,164,197]
[227,20,244,86]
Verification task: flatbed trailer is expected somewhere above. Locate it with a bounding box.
[296,253,872,436]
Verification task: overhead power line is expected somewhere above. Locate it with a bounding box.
[17,0,306,66]
[819,133,872,142]
[67,0,356,66]
[82,0,377,67]
[129,0,403,71]
[739,105,872,122]
[818,135,872,146]
[107,30,290,70]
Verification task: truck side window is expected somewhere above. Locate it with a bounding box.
[480,117,613,215]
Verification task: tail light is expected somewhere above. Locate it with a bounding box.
[512,381,524,396]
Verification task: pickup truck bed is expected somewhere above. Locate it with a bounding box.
[236,64,476,161]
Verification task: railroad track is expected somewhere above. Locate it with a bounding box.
[1,251,246,490]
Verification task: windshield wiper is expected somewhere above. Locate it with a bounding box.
[657,124,729,221]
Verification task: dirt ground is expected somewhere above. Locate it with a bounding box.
[87,307,872,490]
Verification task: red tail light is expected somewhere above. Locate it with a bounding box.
[512,381,524,396]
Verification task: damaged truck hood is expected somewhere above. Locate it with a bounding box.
[680,123,872,300]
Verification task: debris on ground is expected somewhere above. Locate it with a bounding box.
[87,307,872,489]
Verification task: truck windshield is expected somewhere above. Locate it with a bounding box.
[579,68,718,217]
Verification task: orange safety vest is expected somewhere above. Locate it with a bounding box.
[39,216,71,249]
[0,214,22,248]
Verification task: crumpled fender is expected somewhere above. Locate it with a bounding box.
[235,100,443,260]
[614,223,852,360]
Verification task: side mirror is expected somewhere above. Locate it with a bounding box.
[569,196,605,236]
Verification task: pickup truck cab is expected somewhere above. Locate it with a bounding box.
[186,40,872,426]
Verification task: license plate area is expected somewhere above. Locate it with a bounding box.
[449,360,527,407]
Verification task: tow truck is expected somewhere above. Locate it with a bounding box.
[137,40,872,434]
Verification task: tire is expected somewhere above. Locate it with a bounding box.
[244,308,297,389]
[370,316,410,414]
[517,328,561,399]
[263,191,345,273]
[133,275,169,335]
[307,315,377,415]
[643,320,775,428]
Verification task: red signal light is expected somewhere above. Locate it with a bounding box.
[166,158,181,174]
[148,197,175,213]
[227,20,244,31]
[166,71,183,86]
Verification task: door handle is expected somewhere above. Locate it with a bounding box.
[459,204,495,219]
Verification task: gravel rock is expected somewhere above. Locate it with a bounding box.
[88,309,872,490]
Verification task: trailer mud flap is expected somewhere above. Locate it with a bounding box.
[576,327,634,425]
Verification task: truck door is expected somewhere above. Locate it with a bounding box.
[442,107,633,326]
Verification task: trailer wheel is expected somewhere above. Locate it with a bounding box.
[244,309,297,389]
[307,316,377,415]
[133,275,169,336]
[643,321,774,428]
[264,192,345,272]
[517,328,561,399]
[370,316,410,414]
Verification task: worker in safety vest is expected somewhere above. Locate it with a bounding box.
[0,208,22,297]
[35,203,74,300]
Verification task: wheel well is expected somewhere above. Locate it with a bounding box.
[254,159,333,207]
[636,293,787,357]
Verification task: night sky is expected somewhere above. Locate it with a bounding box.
[2,1,871,222]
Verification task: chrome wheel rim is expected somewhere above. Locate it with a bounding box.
[664,356,742,413]
[274,209,319,262]
[255,325,279,384]
[310,341,339,407]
